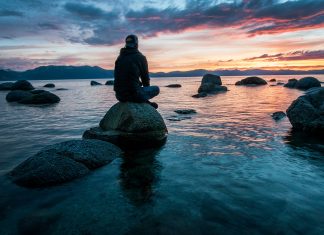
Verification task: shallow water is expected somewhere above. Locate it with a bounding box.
[0,75,324,235]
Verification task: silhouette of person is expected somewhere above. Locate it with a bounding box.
[114,34,159,109]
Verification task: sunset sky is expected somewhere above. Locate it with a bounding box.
[0,0,323,72]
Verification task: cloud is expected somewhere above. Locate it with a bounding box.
[245,50,324,61]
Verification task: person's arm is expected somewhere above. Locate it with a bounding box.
[140,56,150,87]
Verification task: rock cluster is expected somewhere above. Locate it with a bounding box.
[284,77,321,90]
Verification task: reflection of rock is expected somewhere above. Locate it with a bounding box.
[6,90,60,104]
[165,84,181,88]
[284,129,324,152]
[11,80,34,90]
[235,76,267,86]
[44,83,55,88]
[105,80,114,85]
[83,102,168,149]
[119,149,161,206]
[9,139,122,187]
[295,77,321,90]
[90,80,102,86]
[0,82,14,90]
[271,111,286,121]
[284,78,298,88]
[174,109,196,114]
[286,87,324,135]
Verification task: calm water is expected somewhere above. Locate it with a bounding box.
[0,75,324,235]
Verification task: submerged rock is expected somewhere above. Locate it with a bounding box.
[83,102,168,149]
[271,111,286,121]
[9,139,122,187]
[174,109,197,114]
[105,80,114,85]
[295,77,321,90]
[6,90,60,104]
[286,87,324,135]
[44,83,55,88]
[91,81,102,86]
[0,82,14,90]
[235,76,267,86]
[11,80,34,90]
[284,78,298,88]
[165,84,181,88]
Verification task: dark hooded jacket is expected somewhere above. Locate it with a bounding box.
[114,47,150,102]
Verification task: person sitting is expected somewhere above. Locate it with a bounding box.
[114,34,159,109]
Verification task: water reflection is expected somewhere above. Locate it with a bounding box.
[119,149,162,206]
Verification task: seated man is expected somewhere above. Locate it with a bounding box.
[114,34,159,109]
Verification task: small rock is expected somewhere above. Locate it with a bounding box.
[105,80,114,85]
[284,79,298,88]
[91,81,102,86]
[192,92,207,98]
[11,80,34,90]
[165,84,181,88]
[277,82,285,85]
[0,82,14,90]
[174,109,197,114]
[235,76,267,86]
[43,83,55,88]
[271,111,286,121]
[269,79,276,82]
[56,88,68,91]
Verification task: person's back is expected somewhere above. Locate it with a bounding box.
[114,34,159,108]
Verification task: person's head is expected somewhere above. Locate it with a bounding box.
[125,34,138,49]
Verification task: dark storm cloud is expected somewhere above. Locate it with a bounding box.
[0,0,323,45]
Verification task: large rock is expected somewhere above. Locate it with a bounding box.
[284,78,298,88]
[295,77,321,90]
[83,102,168,149]
[11,80,34,90]
[6,90,60,104]
[201,74,222,85]
[235,76,267,86]
[286,87,324,135]
[9,139,123,187]
[0,82,14,90]
[197,74,227,94]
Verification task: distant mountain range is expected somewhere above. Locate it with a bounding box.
[1,65,324,81]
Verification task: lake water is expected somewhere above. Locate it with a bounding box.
[0,75,324,235]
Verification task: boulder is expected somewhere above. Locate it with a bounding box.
[165,84,181,88]
[192,92,207,98]
[9,139,122,187]
[105,80,114,85]
[271,111,286,121]
[295,77,321,90]
[201,74,222,85]
[235,76,267,86]
[83,102,168,149]
[286,87,324,135]
[91,81,102,86]
[44,83,55,88]
[11,80,34,90]
[0,82,14,90]
[6,90,60,104]
[6,90,33,102]
[284,79,298,88]
[197,74,226,94]
[269,79,276,82]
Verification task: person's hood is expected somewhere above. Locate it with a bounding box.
[119,47,140,56]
